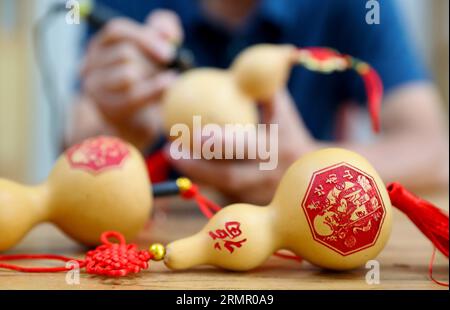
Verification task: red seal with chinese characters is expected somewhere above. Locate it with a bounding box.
[209,221,247,254]
[66,136,130,174]
[301,163,386,256]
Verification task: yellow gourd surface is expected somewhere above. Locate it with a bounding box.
[165,148,392,271]
[162,44,296,138]
[0,136,152,251]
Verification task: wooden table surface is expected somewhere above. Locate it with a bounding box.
[0,191,448,290]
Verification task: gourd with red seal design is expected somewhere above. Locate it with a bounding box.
[164,148,392,271]
[0,136,152,251]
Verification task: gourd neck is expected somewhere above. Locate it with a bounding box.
[267,200,299,251]
[265,203,287,251]
[0,179,50,251]
[164,232,211,270]
[28,183,50,224]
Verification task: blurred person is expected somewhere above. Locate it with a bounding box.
[67,0,448,205]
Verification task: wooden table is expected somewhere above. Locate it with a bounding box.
[1,191,448,290]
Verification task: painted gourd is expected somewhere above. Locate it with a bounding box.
[165,148,392,271]
[0,136,152,251]
[162,44,295,137]
[162,43,381,139]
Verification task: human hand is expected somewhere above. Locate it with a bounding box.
[80,10,182,147]
[168,90,318,205]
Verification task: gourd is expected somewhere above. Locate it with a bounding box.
[0,136,152,251]
[165,148,392,271]
[162,44,382,138]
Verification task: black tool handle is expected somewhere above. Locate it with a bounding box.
[85,2,194,71]
[84,2,119,29]
[152,181,180,197]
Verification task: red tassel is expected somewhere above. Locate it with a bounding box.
[145,150,171,183]
[387,182,449,258]
[359,66,383,133]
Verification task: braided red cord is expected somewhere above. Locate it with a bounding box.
[0,254,84,273]
[296,47,383,133]
[428,247,449,287]
[180,184,221,218]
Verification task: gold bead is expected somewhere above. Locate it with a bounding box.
[176,177,192,192]
[149,243,166,261]
[356,62,370,74]
[79,0,93,18]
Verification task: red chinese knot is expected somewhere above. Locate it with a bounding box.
[84,231,152,277]
[301,163,386,255]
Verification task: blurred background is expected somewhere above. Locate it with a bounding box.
[0,0,448,183]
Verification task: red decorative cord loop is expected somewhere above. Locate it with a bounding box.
[0,254,84,273]
[180,183,221,219]
[429,247,449,287]
[295,47,383,133]
[100,230,126,246]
